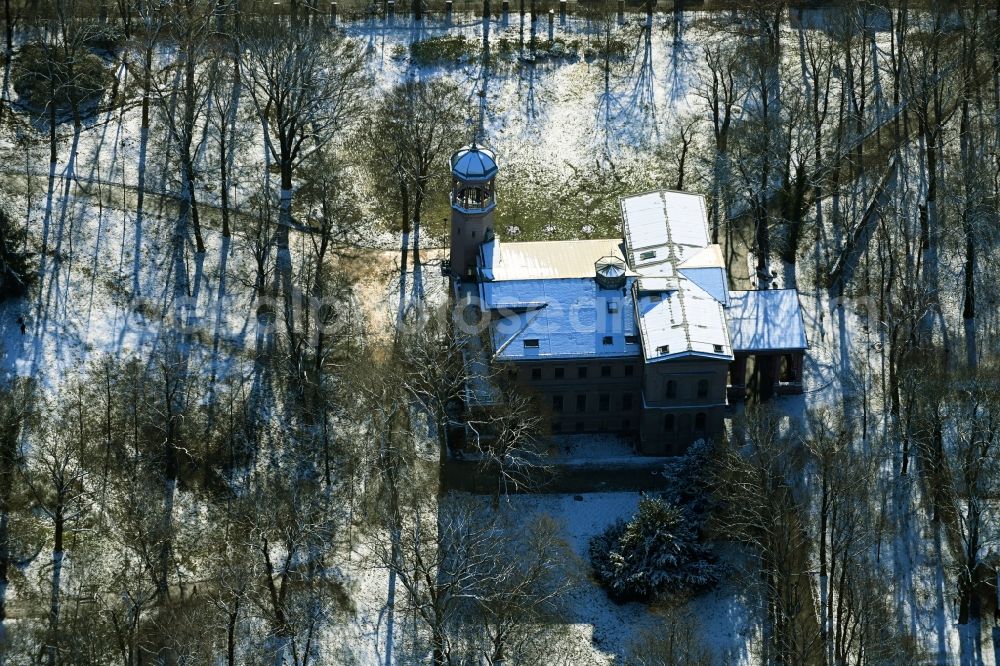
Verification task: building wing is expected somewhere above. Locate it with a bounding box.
[726,290,808,352]
[483,277,641,361]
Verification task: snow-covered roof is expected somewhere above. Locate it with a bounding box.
[451,143,498,182]
[481,238,632,281]
[676,244,725,269]
[727,290,808,352]
[474,188,805,367]
[678,267,730,306]
[620,191,711,266]
[634,280,732,363]
[616,191,732,362]
[483,278,641,361]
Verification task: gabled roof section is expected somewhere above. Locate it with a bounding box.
[678,267,730,306]
[619,190,731,362]
[620,190,711,271]
[633,279,733,363]
[675,244,729,305]
[677,244,724,269]
[483,277,642,361]
[484,239,633,281]
[727,290,808,352]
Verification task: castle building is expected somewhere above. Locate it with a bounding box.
[448,143,807,456]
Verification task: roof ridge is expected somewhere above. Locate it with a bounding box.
[490,305,549,359]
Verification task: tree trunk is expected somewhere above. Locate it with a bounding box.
[4,0,11,53]
[432,625,447,666]
[963,229,977,370]
[47,506,64,666]
[49,100,57,164]
[141,46,152,130]
[227,601,239,666]
[219,133,230,238]
[0,511,8,637]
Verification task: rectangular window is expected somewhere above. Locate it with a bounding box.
[625,335,638,345]
[523,339,539,348]
[599,394,610,411]
[666,380,677,399]
[623,419,631,431]
[608,301,620,314]
[657,345,670,355]
[531,368,542,380]
[552,395,564,412]
[622,393,633,410]
[576,394,587,412]
[624,365,635,377]
[554,367,565,379]
[695,412,707,432]
[578,367,588,379]
[575,421,584,432]
[713,344,724,353]
[601,366,612,378]
[640,250,656,260]
[781,354,796,382]
[602,336,614,345]
[697,379,708,399]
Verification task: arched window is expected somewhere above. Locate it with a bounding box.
[664,414,675,432]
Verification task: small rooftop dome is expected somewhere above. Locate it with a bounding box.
[595,256,627,290]
[451,143,498,182]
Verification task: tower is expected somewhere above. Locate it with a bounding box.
[448,143,498,281]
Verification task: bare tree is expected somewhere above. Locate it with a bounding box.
[0,379,37,646]
[239,18,364,326]
[153,0,217,254]
[468,383,547,509]
[627,607,714,666]
[470,513,579,665]
[22,385,94,666]
[363,78,465,301]
[713,407,820,664]
[698,40,747,246]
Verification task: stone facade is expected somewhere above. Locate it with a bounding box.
[502,355,729,455]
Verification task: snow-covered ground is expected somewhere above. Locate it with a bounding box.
[0,8,993,664]
[475,491,755,664]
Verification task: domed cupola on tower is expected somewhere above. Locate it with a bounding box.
[449,143,498,281]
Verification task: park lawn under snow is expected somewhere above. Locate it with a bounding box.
[482,491,757,664]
